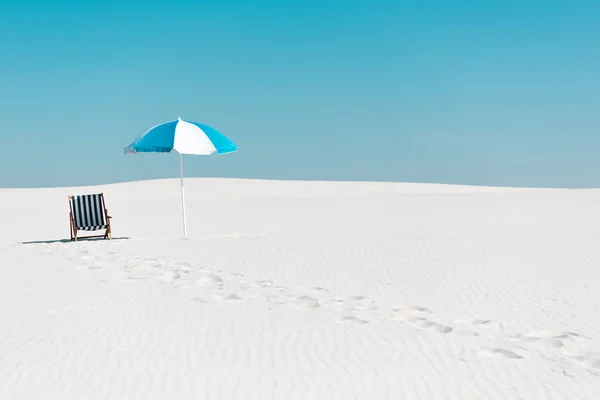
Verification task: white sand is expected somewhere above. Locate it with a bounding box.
[2,178,600,399]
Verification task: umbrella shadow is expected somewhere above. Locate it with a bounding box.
[19,237,131,245]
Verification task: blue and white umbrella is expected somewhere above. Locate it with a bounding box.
[124,117,238,238]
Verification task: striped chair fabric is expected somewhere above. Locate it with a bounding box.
[70,194,107,231]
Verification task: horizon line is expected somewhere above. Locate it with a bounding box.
[0,176,596,191]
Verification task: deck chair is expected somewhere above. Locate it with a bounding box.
[68,193,112,241]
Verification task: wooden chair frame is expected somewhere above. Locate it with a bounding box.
[69,192,113,241]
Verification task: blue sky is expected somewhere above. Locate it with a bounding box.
[1,0,599,188]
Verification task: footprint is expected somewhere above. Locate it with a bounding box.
[522,336,564,349]
[347,295,376,305]
[391,305,433,314]
[348,295,366,302]
[457,330,480,337]
[454,318,502,327]
[291,295,320,309]
[556,332,582,340]
[159,271,181,282]
[568,353,600,370]
[264,296,285,309]
[479,347,523,359]
[191,296,207,304]
[255,280,273,288]
[330,295,375,311]
[124,276,145,281]
[213,293,242,301]
[337,315,369,325]
[510,331,572,350]
[197,274,223,287]
[409,306,433,313]
[329,298,346,305]
[407,317,453,334]
[453,318,505,335]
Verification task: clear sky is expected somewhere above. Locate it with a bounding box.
[1,0,599,188]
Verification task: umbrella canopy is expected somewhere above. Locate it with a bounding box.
[124,117,238,238]
[124,117,238,155]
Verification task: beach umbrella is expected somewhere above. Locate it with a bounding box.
[124,117,238,239]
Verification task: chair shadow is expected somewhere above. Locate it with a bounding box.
[19,237,131,245]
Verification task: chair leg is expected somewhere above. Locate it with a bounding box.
[70,218,77,242]
[105,214,112,240]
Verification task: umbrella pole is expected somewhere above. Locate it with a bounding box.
[179,153,188,239]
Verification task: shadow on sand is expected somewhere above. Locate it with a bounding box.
[19,237,131,245]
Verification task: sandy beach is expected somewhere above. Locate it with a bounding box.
[2,178,600,399]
